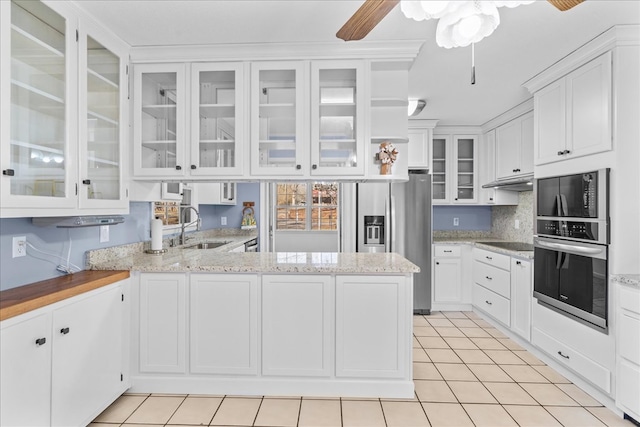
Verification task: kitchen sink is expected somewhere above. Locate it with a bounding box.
[184,241,230,249]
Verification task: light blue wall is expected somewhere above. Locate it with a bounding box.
[432,205,492,231]
[0,183,260,291]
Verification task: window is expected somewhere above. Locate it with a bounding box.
[276,183,338,231]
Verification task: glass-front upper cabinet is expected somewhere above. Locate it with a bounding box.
[1,0,76,210]
[250,61,305,176]
[133,63,186,177]
[453,135,477,203]
[310,61,365,176]
[431,136,449,202]
[78,29,127,209]
[190,63,244,176]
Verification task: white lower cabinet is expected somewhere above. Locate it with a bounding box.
[139,273,187,373]
[190,274,258,375]
[433,245,468,310]
[510,258,532,341]
[0,280,129,427]
[262,275,333,377]
[616,284,640,421]
[336,275,409,379]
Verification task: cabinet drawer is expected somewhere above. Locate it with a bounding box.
[472,284,510,326]
[474,248,510,270]
[619,313,640,363]
[619,286,640,315]
[473,261,510,298]
[532,327,610,393]
[434,246,461,257]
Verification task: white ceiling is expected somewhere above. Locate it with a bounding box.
[77,0,640,126]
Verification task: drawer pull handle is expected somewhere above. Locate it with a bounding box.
[485,300,492,305]
[444,250,452,253]
[486,276,492,280]
[35,337,46,346]
[60,327,70,335]
[558,351,570,359]
[486,256,492,260]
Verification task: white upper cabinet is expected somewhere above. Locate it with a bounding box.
[533,51,612,165]
[1,0,129,217]
[407,120,437,170]
[477,130,518,205]
[495,111,534,180]
[431,133,478,204]
[133,63,187,178]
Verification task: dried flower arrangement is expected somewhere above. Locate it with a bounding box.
[376,141,398,175]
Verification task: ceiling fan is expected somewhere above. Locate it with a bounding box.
[336,0,585,43]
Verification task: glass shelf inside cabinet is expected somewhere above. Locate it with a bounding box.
[9,0,67,198]
[318,69,357,168]
[432,138,447,199]
[456,138,475,200]
[259,69,297,168]
[140,72,178,169]
[198,70,237,169]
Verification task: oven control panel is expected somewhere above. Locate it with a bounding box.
[537,220,599,241]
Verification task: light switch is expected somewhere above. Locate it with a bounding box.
[453,217,459,227]
[100,225,109,243]
[221,216,227,226]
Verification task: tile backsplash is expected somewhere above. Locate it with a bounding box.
[491,191,534,243]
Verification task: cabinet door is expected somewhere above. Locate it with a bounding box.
[433,258,461,303]
[190,62,245,176]
[534,79,566,165]
[431,135,450,202]
[510,258,532,341]
[495,119,522,179]
[408,128,430,169]
[139,273,187,373]
[251,61,306,176]
[566,51,612,159]
[0,312,52,427]
[190,274,258,375]
[78,25,128,210]
[262,275,333,376]
[133,63,187,177]
[519,112,534,175]
[1,0,77,210]
[453,135,477,203]
[51,284,124,427]
[310,60,365,176]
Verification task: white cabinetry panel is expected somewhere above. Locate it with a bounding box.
[510,258,532,341]
[616,284,640,420]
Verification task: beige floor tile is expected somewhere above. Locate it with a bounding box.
[443,337,478,350]
[532,365,572,383]
[93,394,147,423]
[470,337,507,350]
[414,337,422,348]
[414,316,430,326]
[485,328,508,338]
[556,383,603,406]
[414,347,431,362]
[483,382,538,405]
[497,338,525,350]
[587,407,638,427]
[298,399,342,427]
[462,403,518,427]
[454,349,494,364]
[417,336,450,349]
[485,350,527,365]
[88,423,121,427]
[472,319,494,328]
[122,392,150,397]
[443,311,468,319]
[466,364,514,382]
[545,406,606,426]
[451,318,479,328]
[167,396,222,425]
[381,393,420,403]
[425,348,463,363]
[427,312,448,318]
[521,383,580,406]
[413,326,439,337]
[414,380,457,403]
[434,363,477,381]
[414,362,444,380]
[434,327,466,337]
[513,350,545,365]
[126,396,185,424]
[448,381,497,404]
[253,398,300,427]
[422,402,474,427]
[120,424,163,427]
[340,396,380,401]
[501,365,550,383]
[341,400,385,427]
[459,327,491,338]
[427,318,455,327]
[263,395,302,399]
[210,397,262,426]
[504,405,562,427]
[464,311,482,319]
[381,401,430,427]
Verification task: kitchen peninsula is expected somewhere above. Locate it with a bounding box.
[88,244,419,398]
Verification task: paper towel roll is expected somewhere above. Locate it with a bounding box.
[151,219,163,251]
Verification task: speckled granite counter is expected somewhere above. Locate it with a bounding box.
[611,274,640,287]
[433,237,535,259]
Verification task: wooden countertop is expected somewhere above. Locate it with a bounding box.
[0,270,130,322]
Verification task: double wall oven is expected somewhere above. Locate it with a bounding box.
[534,169,610,332]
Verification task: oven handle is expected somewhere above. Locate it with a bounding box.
[536,239,603,255]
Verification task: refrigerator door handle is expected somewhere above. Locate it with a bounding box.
[384,196,391,252]
[390,195,396,253]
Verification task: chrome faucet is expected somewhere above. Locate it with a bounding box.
[179,206,200,245]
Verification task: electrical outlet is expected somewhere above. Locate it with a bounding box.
[221,216,227,226]
[100,225,110,243]
[514,219,520,229]
[453,217,459,227]
[12,236,26,258]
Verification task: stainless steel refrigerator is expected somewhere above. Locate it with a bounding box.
[356,170,432,314]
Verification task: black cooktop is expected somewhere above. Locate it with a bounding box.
[477,241,534,252]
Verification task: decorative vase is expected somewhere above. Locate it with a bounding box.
[381,163,392,175]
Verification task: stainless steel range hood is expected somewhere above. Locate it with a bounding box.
[32,216,125,228]
[481,174,534,192]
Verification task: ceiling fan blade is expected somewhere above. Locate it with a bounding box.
[547,0,585,11]
[336,0,400,41]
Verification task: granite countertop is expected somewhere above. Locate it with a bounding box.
[433,237,535,259]
[611,274,640,288]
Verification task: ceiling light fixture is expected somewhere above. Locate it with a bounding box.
[408,99,427,116]
[400,0,535,48]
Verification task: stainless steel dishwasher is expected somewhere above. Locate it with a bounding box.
[245,238,258,252]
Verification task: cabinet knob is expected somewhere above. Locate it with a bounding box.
[485,276,493,280]
[312,164,317,170]
[82,179,91,185]
[489,197,494,201]
[563,150,571,155]
[60,327,70,335]
[2,169,15,176]
[35,337,46,346]
[436,261,440,265]
[516,260,522,265]
[175,165,182,170]
[557,151,564,156]
[485,300,493,306]
[191,165,197,170]
[486,256,492,260]
[296,165,302,170]
[454,198,458,201]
